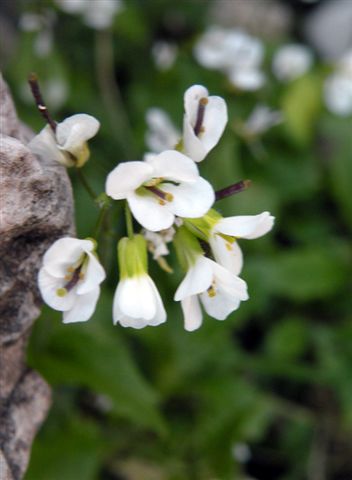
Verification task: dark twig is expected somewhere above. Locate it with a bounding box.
[28,72,57,133]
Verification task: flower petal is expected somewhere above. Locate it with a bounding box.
[63,287,100,323]
[210,235,243,276]
[211,261,249,301]
[42,237,93,278]
[28,125,71,166]
[162,177,215,218]
[113,276,156,322]
[106,161,154,200]
[145,108,180,152]
[228,68,265,91]
[184,84,209,126]
[127,191,174,231]
[145,278,167,326]
[216,212,274,239]
[200,288,241,320]
[182,119,206,162]
[146,150,199,182]
[174,256,213,301]
[76,252,106,295]
[181,295,203,331]
[38,268,76,311]
[56,114,100,151]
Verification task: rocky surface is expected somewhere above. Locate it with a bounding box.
[0,73,74,479]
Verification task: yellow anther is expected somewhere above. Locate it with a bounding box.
[158,199,166,206]
[200,97,209,106]
[67,266,74,273]
[207,286,216,298]
[225,242,233,251]
[56,287,67,297]
[64,275,71,281]
[79,272,85,279]
[199,126,206,133]
[165,192,174,202]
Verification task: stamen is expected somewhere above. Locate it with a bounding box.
[146,185,174,203]
[207,285,216,297]
[225,242,233,251]
[193,97,208,137]
[215,179,251,201]
[56,287,67,297]
[28,73,57,133]
[64,265,83,292]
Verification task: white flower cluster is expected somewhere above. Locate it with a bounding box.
[55,0,123,30]
[324,50,352,117]
[36,84,274,331]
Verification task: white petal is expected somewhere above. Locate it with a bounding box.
[210,235,243,276]
[174,256,213,301]
[199,96,228,151]
[127,191,174,231]
[211,261,249,301]
[182,118,206,162]
[63,287,100,323]
[200,288,241,320]
[272,44,313,82]
[228,68,265,91]
[216,212,274,239]
[162,177,215,218]
[184,84,209,126]
[42,237,93,278]
[113,276,156,322]
[324,73,352,116]
[145,279,167,326]
[76,252,106,295]
[56,114,100,151]
[105,161,154,200]
[38,268,76,311]
[181,296,203,331]
[145,108,180,152]
[146,150,199,183]
[28,125,71,166]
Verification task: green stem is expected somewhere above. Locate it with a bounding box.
[76,168,97,200]
[93,203,109,238]
[125,202,134,239]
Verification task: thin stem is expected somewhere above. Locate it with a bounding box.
[28,72,57,133]
[95,30,135,158]
[125,202,134,239]
[215,179,251,201]
[93,203,109,238]
[76,168,97,200]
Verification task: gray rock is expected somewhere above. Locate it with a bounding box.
[0,73,74,479]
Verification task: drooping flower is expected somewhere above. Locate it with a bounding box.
[28,113,100,167]
[173,227,248,331]
[182,85,228,162]
[324,50,352,116]
[113,235,166,328]
[272,44,313,82]
[38,237,106,323]
[145,108,180,153]
[55,0,123,30]
[194,27,265,91]
[105,150,215,231]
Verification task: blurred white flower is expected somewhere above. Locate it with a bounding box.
[324,50,352,116]
[243,105,283,136]
[38,237,105,323]
[174,255,248,331]
[272,44,313,82]
[145,108,180,153]
[105,150,215,232]
[194,26,265,91]
[152,41,178,71]
[143,227,175,260]
[113,235,166,328]
[182,84,228,162]
[29,113,100,167]
[55,0,123,30]
[19,10,56,58]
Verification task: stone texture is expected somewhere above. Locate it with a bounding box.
[0,73,74,479]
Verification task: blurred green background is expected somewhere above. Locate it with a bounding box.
[1,0,352,479]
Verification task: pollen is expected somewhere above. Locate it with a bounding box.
[200,97,209,106]
[158,199,166,205]
[67,266,74,273]
[56,287,68,297]
[165,192,174,202]
[79,272,85,279]
[207,286,216,297]
[225,242,233,251]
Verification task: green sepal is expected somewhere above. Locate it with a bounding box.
[118,234,148,279]
[173,226,203,271]
[183,209,222,241]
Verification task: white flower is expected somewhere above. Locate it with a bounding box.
[105,150,215,231]
[182,85,228,162]
[272,44,313,82]
[152,41,178,71]
[143,227,175,259]
[113,235,166,328]
[243,105,283,136]
[28,113,100,167]
[324,50,352,116]
[209,212,275,275]
[38,237,106,323]
[194,27,265,91]
[55,0,123,30]
[174,255,248,331]
[145,108,180,153]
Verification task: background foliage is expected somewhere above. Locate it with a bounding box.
[2,0,352,478]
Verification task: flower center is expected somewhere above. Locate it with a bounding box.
[145,185,174,205]
[56,262,85,297]
[207,281,217,297]
[193,97,208,137]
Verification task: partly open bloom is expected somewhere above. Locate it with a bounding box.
[194,27,265,91]
[182,85,228,162]
[55,0,123,30]
[105,150,215,231]
[324,50,352,116]
[29,113,100,167]
[145,108,180,153]
[113,235,166,328]
[38,237,106,323]
[272,44,313,82]
[173,227,248,331]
